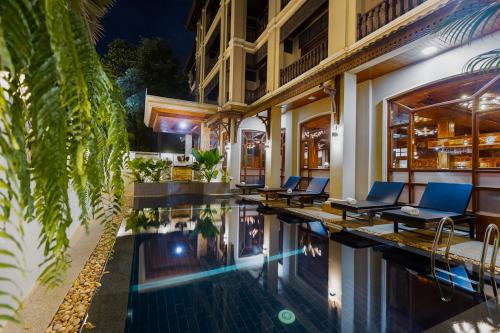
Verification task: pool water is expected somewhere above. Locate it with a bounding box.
[83,199,499,333]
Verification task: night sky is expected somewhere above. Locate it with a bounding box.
[96,0,195,65]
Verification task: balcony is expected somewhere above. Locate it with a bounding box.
[357,0,428,40]
[245,84,267,104]
[280,40,327,86]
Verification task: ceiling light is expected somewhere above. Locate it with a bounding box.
[422,46,438,55]
[308,96,316,100]
[179,121,188,129]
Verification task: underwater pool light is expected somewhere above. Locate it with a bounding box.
[174,245,184,255]
[278,310,296,324]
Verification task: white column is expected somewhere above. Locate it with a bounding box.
[330,73,357,198]
[263,214,280,293]
[265,107,282,188]
[185,134,193,155]
[200,122,211,150]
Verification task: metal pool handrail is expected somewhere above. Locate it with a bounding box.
[479,223,499,296]
[431,217,455,268]
[431,217,455,302]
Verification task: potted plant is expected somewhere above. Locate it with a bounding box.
[190,148,223,182]
[128,157,173,197]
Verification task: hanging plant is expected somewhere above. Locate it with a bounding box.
[0,0,128,325]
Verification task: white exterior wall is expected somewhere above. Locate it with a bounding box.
[0,187,82,316]
[354,32,500,199]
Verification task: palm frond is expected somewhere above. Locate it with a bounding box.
[464,48,500,73]
[0,0,126,324]
[70,0,116,44]
[437,1,500,45]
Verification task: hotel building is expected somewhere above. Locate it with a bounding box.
[144,0,500,238]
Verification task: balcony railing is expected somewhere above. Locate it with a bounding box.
[357,0,427,40]
[280,40,327,86]
[281,0,292,10]
[245,84,267,104]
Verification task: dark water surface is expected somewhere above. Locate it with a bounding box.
[83,197,499,333]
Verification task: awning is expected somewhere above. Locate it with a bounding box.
[144,95,218,134]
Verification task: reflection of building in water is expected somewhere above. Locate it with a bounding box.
[135,204,230,288]
[238,204,264,257]
[297,223,329,295]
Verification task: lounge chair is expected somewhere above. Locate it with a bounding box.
[256,176,301,200]
[380,182,475,238]
[330,181,405,225]
[278,177,329,206]
[235,176,265,195]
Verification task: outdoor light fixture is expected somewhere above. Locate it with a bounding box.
[331,124,339,137]
[178,120,188,129]
[422,46,438,55]
[321,82,340,136]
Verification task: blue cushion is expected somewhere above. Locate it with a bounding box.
[306,177,329,194]
[366,181,405,205]
[282,176,301,190]
[418,182,473,214]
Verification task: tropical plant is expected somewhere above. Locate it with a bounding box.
[436,1,500,73]
[70,0,116,44]
[191,148,223,182]
[102,38,190,150]
[191,205,220,239]
[125,208,170,233]
[0,0,127,325]
[127,157,172,183]
[221,169,231,183]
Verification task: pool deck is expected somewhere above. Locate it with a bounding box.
[238,194,500,274]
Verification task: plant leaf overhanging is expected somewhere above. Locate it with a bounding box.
[0,0,128,325]
[435,0,500,73]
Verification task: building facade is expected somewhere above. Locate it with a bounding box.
[145,0,500,236]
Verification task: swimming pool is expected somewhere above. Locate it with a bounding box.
[83,198,499,333]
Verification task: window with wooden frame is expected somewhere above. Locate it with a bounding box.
[300,114,330,189]
[387,73,500,215]
[240,130,266,184]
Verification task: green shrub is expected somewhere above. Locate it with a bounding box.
[191,148,223,182]
[128,157,172,182]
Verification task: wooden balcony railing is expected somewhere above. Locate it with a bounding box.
[357,0,427,40]
[280,40,327,86]
[281,0,292,10]
[245,84,267,104]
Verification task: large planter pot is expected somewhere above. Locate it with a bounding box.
[132,181,231,197]
[133,182,169,197]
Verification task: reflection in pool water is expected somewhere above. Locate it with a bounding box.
[83,200,499,333]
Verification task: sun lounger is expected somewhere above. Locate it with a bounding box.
[235,177,265,194]
[380,182,475,238]
[330,181,405,225]
[256,176,301,200]
[277,177,329,206]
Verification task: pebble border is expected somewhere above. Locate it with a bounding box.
[44,215,122,333]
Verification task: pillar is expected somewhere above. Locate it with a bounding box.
[328,0,358,55]
[265,107,282,188]
[263,214,280,293]
[228,0,246,103]
[330,73,357,198]
[200,122,211,150]
[185,134,193,155]
[267,0,281,92]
